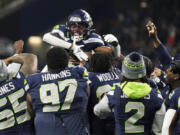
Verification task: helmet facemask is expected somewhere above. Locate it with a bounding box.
[66,9,93,42]
[69,22,88,42]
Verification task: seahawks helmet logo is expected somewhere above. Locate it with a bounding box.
[69,16,81,22]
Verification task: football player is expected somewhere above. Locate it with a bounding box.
[26,47,90,135]
[0,55,36,135]
[43,9,112,64]
[94,52,166,135]
[88,52,121,135]
[162,60,180,135]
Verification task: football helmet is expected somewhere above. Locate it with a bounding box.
[66,9,93,41]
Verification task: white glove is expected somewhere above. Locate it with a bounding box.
[104,34,121,57]
[71,37,88,61]
[104,34,119,45]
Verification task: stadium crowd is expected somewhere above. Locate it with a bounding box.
[0,9,180,135]
[88,0,180,63]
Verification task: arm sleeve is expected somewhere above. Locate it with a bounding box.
[114,44,121,57]
[43,33,72,49]
[93,95,112,119]
[152,103,166,135]
[155,44,172,71]
[161,109,176,135]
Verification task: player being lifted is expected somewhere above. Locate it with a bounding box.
[43,9,112,65]
[26,47,90,135]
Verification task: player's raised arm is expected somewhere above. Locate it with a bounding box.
[17,53,38,76]
[103,34,121,57]
[146,21,162,48]
[3,39,38,78]
[146,21,171,71]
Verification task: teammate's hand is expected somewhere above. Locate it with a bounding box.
[104,34,119,47]
[13,40,24,54]
[72,46,88,61]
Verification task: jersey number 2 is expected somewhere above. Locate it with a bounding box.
[125,102,145,133]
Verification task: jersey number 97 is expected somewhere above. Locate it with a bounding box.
[40,79,77,112]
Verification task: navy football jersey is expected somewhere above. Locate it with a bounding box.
[165,88,178,109]
[168,88,180,134]
[0,72,34,135]
[88,68,121,135]
[52,25,105,52]
[107,82,163,135]
[27,66,89,135]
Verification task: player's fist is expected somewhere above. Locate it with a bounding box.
[104,34,119,47]
[146,21,157,37]
[13,40,24,54]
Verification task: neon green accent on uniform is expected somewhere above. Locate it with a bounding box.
[83,69,88,76]
[112,83,120,90]
[67,32,70,38]
[13,74,16,78]
[53,25,60,29]
[24,79,27,85]
[157,89,161,94]
[112,85,116,90]
[121,82,151,99]
[124,58,144,69]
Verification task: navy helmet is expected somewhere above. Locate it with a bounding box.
[66,9,93,38]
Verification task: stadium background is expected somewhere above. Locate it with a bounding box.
[0,0,179,69]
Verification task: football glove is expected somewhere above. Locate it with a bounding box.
[104,34,119,47]
[71,36,88,61]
